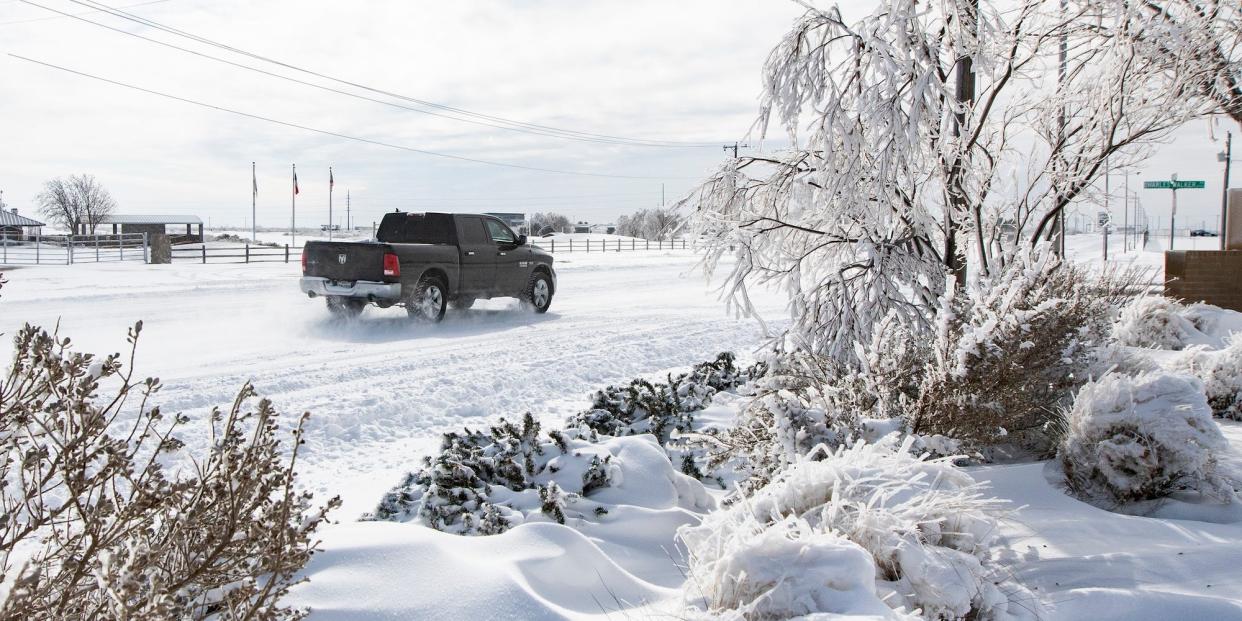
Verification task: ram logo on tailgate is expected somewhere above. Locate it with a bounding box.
[338,254,347,264]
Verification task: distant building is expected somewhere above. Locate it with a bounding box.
[98,215,204,242]
[590,223,616,235]
[573,221,591,234]
[0,209,45,240]
[483,212,528,235]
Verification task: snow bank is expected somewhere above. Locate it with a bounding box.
[1170,333,1242,420]
[1060,372,1236,505]
[1112,296,1225,350]
[289,521,679,620]
[679,439,1028,620]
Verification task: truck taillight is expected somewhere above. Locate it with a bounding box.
[383,253,400,277]
[301,248,308,273]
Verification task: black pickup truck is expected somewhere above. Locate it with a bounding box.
[300,212,556,321]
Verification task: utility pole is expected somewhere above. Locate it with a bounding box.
[1103,161,1109,261]
[291,163,298,248]
[1123,169,1130,252]
[723,142,748,158]
[347,190,352,232]
[1222,132,1232,250]
[328,166,334,241]
[251,161,257,244]
[661,183,665,207]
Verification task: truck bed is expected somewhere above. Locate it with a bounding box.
[303,241,392,282]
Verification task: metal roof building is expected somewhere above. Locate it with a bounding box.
[103,215,203,225]
[0,209,45,228]
[97,214,204,241]
[0,209,45,240]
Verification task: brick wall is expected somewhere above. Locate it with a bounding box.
[1165,250,1242,311]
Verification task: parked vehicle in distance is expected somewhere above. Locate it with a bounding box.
[300,212,556,322]
[1190,229,1218,237]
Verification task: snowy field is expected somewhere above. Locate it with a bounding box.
[0,249,783,518]
[4,235,1242,619]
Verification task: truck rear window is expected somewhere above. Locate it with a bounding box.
[376,213,456,244]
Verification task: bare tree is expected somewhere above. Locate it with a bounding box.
[684,0,1220,364]
[530,212,572,235]
[648,208,683,240]
[36,177,79,233]
[615,208,682,239]
[35,174,116,234]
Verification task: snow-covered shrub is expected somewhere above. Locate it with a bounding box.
[1111,295,1207,350]
[0,322,339,619]
[566,352,760,445]
[684,382,848,496]
[1059,372,1236,504]
[367,419,712,535]
[680,439,1028,620]
[365,412,622,534]
[1170,333,1242,420]
[912,250,1132,450]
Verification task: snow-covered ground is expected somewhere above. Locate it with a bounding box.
[0,250,783,519]
[6,233,1242,620]
[1065,231,1225,279]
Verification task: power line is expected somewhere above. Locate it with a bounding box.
[53,0,724,148]
[15,0,697,148]
[0,0,169,26]
[8,53,695,181]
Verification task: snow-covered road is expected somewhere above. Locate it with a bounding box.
[0,250,782,515]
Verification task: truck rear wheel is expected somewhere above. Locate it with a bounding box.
[326,296,366,319]
[407,275,447,322]
[522,272,553,314]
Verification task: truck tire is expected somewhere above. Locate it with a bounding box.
[326,296,366,319]
[407,274,447,322]
[522,271,553,314]
[449,296,476,310]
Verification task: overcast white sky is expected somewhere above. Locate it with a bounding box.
[0,0,1236,231]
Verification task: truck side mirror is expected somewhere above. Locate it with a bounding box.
[516,234,527,246]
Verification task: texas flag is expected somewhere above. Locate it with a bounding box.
[293,166,300,195]
[329,167,334,191]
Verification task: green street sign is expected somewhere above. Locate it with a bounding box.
[1144,180,1205,189]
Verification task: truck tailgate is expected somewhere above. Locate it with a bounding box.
[303,241,391,282]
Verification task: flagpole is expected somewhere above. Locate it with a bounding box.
[328,166,334,241]
[251,161,257,243]
[291,163,297,248]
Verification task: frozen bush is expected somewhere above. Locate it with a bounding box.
[684,514,913,620]
[1111,295,1205,350]
[680,439,1028,620]
[1060,372,1236,504]
[0,322,338,620]
[566,352,760,445]
[912,250,1134,450]
[1170,334,1242,420]
[364,413,621,534]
